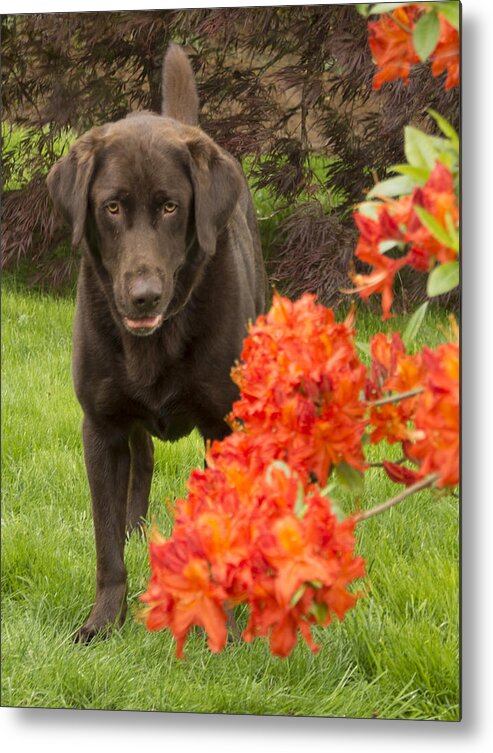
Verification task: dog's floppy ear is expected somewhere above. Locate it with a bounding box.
[161,44,199,126]
[186,135,243,257]
[46,128,104,248]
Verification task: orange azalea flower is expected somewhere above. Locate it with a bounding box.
[230,293,367,483]
[369,403,411,445]
[405,162,459,266]
[430,15,460,90]
[351,163,458,318]
[140,532,229,657]
[350,211,410,320]
[367,331,406,394]
[243,584,316,658]
[406,343,459,487]
[269,614,302,658]
[350,268,400,321]
[141,418,365,657]
[365,334,459,488]
[265,515,338,607]
[366,332,425,445]
[242,486,364,657]
[382,460,420,487]
[368,5,422,90]
[385,352,425,393]
[368,6,459,93]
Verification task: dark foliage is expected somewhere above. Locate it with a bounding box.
[272,203,358,305]
[1,6,459,304]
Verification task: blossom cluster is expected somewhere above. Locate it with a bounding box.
[230,293,367,484]
[140,294,367,658]
[141,437,365,658]
[351,161,459,319]
[140,294,459,658]
[366,331,459,488]
[368,4,459,92]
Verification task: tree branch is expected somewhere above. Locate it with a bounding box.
[367,457,407,468]
[368,387,424,408]
[354,473,440,523]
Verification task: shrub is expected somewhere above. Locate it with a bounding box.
[1,6,458,301]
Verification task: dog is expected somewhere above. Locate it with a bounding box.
[47,44,267,642]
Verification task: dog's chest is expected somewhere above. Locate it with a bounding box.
[127,367,197,441]
[147,409,196,443]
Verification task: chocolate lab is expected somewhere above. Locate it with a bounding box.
[47,44,267,641]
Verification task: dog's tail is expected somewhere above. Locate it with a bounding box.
[162,43,199,126]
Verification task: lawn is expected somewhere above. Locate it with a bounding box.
[1,274,459,719]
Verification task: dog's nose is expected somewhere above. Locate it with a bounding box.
[130,277,162,312]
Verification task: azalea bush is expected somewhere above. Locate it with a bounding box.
[359,1,459,91]
[349,111,459,318]
[139,2,460,659]
[350,1,460,318]
[139,295,459,658]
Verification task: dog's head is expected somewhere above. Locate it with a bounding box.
[47,45,243,336]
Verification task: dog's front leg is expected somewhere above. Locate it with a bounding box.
[126,424,154,534]
[74,416,130,642]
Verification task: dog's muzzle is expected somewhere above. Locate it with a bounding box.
[123,313,164,336]
[123,275,165,335]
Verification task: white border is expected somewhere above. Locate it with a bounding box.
[2,0,492,750]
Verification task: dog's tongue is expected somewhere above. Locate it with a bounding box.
[125,315,162,330]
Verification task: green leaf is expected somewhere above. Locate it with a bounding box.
[413,11,440,61]
[367,175,414,199]
[404,127,446,171]
[290,585,306,608]
[427,109,459,151]
[356,340,371,356]
[335,461,364,496]
[414,205,458,251]
[434,1,460,30]
[427,261,460,297]
[266,460,292,485]
[444,211,460,249]
[391,163,430,184]
[319,480,338,497]
[310,602,329,625]
[294,483,308,520]
[379,240,401,254]
[355,4,371,17]
[357,201,380,220]
[316,484,346,521]
[328,498,347,523]
[369,2,415,14]
[433,148,457,171]
[402,301,429,347]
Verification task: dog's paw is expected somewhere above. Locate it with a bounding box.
[72,592,127,644]
[72,622,111,644]
[125,517,147,539]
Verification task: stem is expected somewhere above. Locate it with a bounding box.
[367,457,406,468]
[354,473,440,523]
[368,387,424,408]
[391,16,414,34]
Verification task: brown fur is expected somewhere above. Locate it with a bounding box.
[47,45,266,641]
[161,43,199,125]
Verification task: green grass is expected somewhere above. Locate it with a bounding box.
[1,275,459,719]
[2,123,74,191]
[242,154,346,263]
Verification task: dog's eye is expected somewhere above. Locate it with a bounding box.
[105,201,120,215]
[162,201,177,214]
